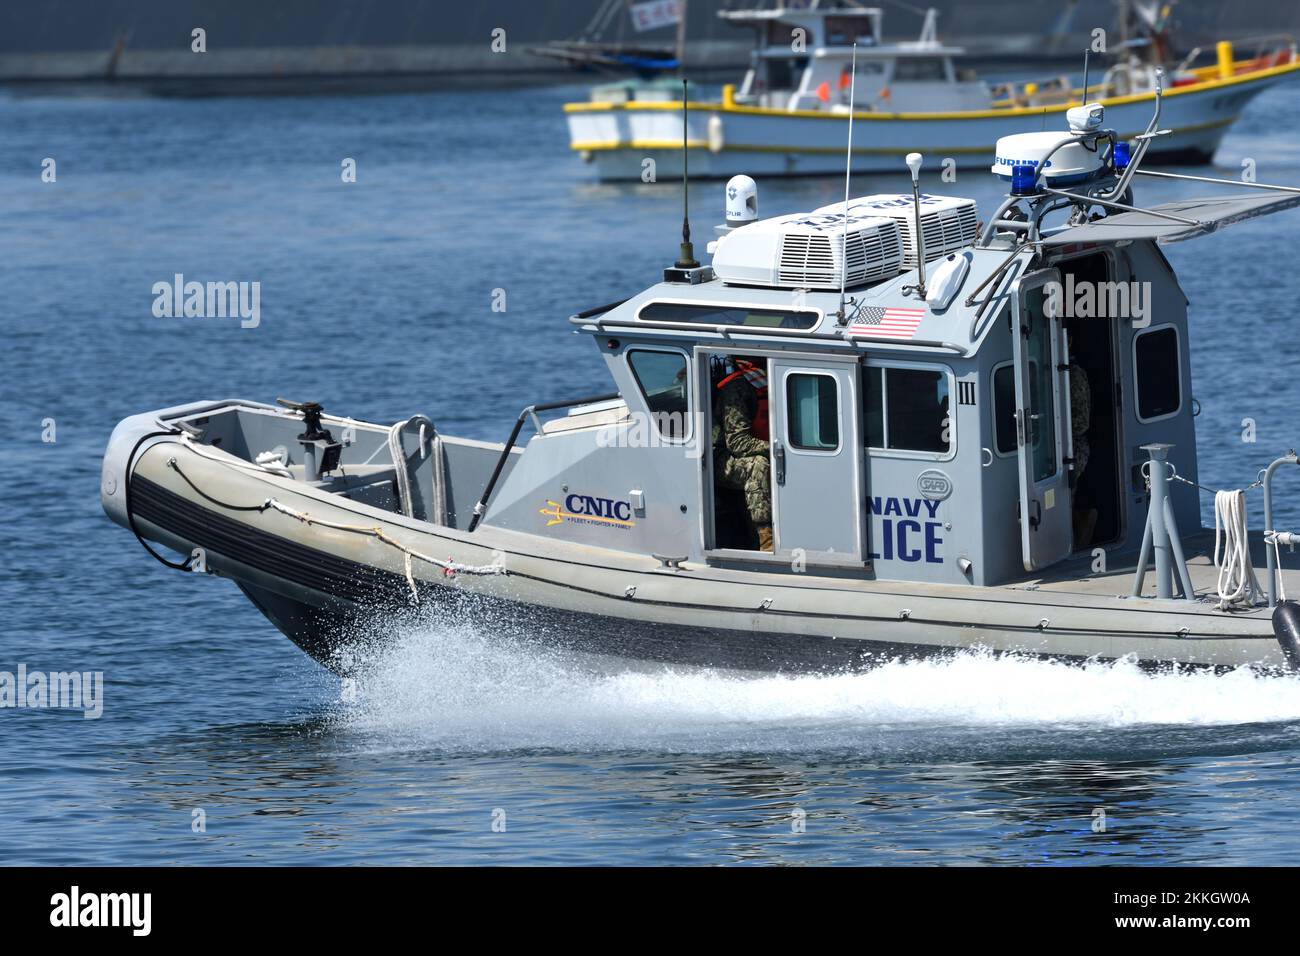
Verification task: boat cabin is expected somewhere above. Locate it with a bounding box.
[488,229,1193,586]
[482,98,1300,590]
[721,2,988,113]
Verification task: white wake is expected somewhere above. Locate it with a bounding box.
[326,615,1300,753]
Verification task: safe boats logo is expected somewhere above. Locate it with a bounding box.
[540,493,635,529]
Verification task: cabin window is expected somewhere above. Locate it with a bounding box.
[638,301,819,330]
[863,365,952,455]
[892,58,947,82]
[786,373,840,451]
[992,362,1017,456]
[765,22,800,46]
[627,349,690,439]
[1134,325,1182,422]
[764,56,809,90]
[826,17,876,46]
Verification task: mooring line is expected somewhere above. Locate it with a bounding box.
[156,454,507,603]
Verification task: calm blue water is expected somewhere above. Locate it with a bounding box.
[5,81,1300,865]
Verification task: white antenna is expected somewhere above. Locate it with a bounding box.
[906,151,927,299]
[837,42,858,325]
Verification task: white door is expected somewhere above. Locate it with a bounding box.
[770,358,865,564]
[1011,269,1072,571]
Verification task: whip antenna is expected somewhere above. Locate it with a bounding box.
[836,42,858,324]
[675,78,699,269]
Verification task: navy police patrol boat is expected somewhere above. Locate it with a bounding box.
[102,75,1300,672]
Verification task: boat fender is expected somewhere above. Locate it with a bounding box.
[1272,601,1300,671]
[925,252,970,310]
[707,114,725,154]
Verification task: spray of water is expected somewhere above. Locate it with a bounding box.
[327,610,1300,755]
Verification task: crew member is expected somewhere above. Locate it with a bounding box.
[713,356,773,551]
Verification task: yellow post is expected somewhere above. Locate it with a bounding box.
[722,83,736,109]
[1217,40,1235,79]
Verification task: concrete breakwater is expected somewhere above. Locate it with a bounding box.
[3,0,1298,90]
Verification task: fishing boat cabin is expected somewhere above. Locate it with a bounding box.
[721,2,988,113]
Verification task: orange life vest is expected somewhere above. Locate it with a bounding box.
[716,365,769,441]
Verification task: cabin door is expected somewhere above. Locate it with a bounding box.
[1011,268,1072,571]
[769,357,865,564]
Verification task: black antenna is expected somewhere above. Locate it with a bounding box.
[675,78,699,269]
[1081,48,1090,103]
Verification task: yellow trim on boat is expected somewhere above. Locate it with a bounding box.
[573,140,713,151]
[570,115,1236,154]
[562,57,1300,122]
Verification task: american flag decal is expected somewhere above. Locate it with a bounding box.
[849,305,926,339]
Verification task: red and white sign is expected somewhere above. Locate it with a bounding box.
[629,0,683,32]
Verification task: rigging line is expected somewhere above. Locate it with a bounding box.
[165,457,271,512]
[163,455,505,585]
[123,430,195,571]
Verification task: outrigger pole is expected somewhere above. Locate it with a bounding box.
[1133,169,1300,195]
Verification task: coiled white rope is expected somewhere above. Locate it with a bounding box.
[1214,489,1262,609]
[181,433,294,477]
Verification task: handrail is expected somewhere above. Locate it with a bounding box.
[1041,186,1199,225]
[1238,33,1298,60]
[570,298,630,322]
[466,392,621,532]
[965,241,1032,307]
[1174,45,1206,76]
[575,315,824,339]
[1262,452,1300,607]
[574,315,967,354]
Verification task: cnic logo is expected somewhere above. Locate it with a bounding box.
[540,493,635,529]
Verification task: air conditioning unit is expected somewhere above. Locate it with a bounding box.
[711,210,903,290]
[814,194,979,269]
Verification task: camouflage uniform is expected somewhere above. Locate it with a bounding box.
[712,375,771,526]
[1069,362,1091,482]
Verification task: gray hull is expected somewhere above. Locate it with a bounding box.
[103,404,1289,674]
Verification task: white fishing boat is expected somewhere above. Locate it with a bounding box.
[565,0,1300,180]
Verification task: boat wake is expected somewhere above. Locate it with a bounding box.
[327,613,1300,756]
